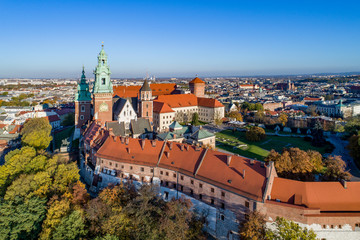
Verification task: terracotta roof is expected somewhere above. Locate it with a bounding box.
[270,177,360,212]
[197,97,224,108]
[113,83,176,98]
[96,138,163,167]
[189,77,205,84]
[8,125,21,134]
[156,94,198,108]
[153,101,175,113]
[304,97,321,101]
[43,115,60,123]
[94,133,267,201]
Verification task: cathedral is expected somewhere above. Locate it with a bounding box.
[74,45,224,138]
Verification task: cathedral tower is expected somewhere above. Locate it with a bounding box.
[74,66,92,138]
[139,79,153,123]
[93,44,113,124]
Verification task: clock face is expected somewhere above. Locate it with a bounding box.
[99,102,109,112]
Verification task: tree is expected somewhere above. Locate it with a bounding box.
[254,111,265,123]
[191,112,200,126]
[254,103,264,111]
[246,126,266,142]
[345,116,360,135]
[214,110,223,126]
[51,210,87,240]
[311,119,325,147]
[21,118,52,150]
[323,155,351,181]
[348,134,360,167]
[307,105,318,116]
[266,217,317,240]
[277,113,288,126]
[62,113,75,126]
[227,111,243,121]
[0,197,47,240]
[239,211,266,240]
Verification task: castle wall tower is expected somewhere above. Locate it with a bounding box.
[75,67,92,132]
[93,45,113,124]
[139,79,153,123]
[189,77,205,97]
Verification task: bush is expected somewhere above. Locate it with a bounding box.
[246,126,266,142]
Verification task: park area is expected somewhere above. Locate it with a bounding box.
[216,129,333,160]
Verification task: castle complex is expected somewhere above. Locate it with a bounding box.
[76,46,360,240]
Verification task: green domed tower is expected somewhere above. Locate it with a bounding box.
[93,44,113,123]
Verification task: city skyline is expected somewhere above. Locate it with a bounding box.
[1,0,360,78]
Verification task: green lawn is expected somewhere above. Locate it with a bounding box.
[216,130,331,160]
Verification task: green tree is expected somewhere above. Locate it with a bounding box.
[21,118,52,150]
[266,217,317,240]
[246,126,266,142]
[345,116,360,135]
[348,134,360,167]
[239,211,266,240]
[51,210,87,240]
[191,112,200,126]
[0,197,47,240]
[227,111,243,121]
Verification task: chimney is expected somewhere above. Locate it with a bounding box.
[152,139,157,147]
[243,169,246,179]
[165,151,170,158]
[250,159,255,165]
[180,144,184,151]
[173,134,177,139]
[112,135,116,142]
[121,136,124,144]
[226,155,232,166]
[341,179,347,189]
[185,144,189,151]
[195,146,200,151]
[169,142,173,150]
[125,137,129,145]
[127,147,131,154]
[141,139,145,150]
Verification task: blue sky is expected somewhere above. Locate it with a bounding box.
[1,0,360,78]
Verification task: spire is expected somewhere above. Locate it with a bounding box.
[140,78,151,92]
[80,65,86,84]
[75,67,91,102]
[93,44,112,94]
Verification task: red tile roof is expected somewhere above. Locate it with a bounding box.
[156,94,198,108]
[270,177,360,212]
[189,77,205,84]
[153,101,175,113]
[43,115,60,123]
[9,125,21,134]
[155,94,224,109]
[113,83,176,98]
[198,97,224,108]
[94,133,267,201]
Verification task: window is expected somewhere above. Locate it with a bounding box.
[146,112,148,117]
[180,185,183,191]
[81,105,85,112]
[173,173,176,178]
[164,191,169,200]
[322,225,326,229]
[109,162,112,166]
[160,171,163,175]
[80,115,84,120]
[339,225,342,229]
[121,165,124,169]
[190,189,193,196]
[211,199,214,205]
[220,214,225,221]
[130,166,133,170]
[165,181,169,186]
[166,172,169,176]
[199,194,202,200]
[199,183,203,188]
[211,188,214,193]
[115,163,118,168]
[180,176,184,180]
[245,201,250,208]
[221,192,225,197]
[221,203,225,209]
[191,180,194,185]
[102,78,106,85]
[141,167,144,172]
[331,225,334,229]
[150,169,154,173]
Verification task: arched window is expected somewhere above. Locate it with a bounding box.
[81,105,85,112]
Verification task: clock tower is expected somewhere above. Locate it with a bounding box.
[93,44,113,124]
